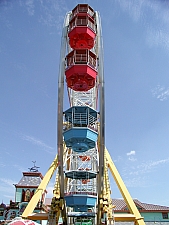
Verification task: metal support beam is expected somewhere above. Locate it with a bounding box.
[57,12,71,225]
[95,11,105,225]
[106,149,146,225]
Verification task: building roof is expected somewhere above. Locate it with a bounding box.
[15,172,43,187]
[112,199,169,212]
[0,202,6,209]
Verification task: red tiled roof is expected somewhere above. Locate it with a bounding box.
[112,199,169,212]
[112,199,127,210]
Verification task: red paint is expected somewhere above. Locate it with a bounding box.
[65,65,97,91]
[69,27,96,49]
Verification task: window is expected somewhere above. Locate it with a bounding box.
[0,210,4,216]
[162,212,168,219]
[24,189,31,202]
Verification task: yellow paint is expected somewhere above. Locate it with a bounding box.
[106,148,145,225]
[22,143,146,225]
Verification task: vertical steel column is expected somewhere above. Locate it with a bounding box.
[95,11,105,225]
[57,12,71,225]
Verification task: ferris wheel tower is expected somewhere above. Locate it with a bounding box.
[22,4,146,225]
[58,4,104,224]
[57,4,105,225]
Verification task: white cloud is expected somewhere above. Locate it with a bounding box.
[127,150,135,156]
[151,85,169,101]
[148,158,169,167]
[128,157,137,162]
[25,0,35,16]
[116,0,169,51]
[21,134,55,154]
[13,164,26,172]
[116,0,145,22]
[1,122,56,155]
[0,181,15,201]
[146,27,169,51]
[120,157,169,187]
[126,151,136,161]
[0,178,17,187]
[114,155,123,163]
[38,0,67,30]
[124,175,148,188]
[18,0,67,31]
[130,157,169,175]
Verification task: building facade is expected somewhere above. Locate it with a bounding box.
[0,169,47,224]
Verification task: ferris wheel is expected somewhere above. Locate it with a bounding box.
[22,4,146,225]
[57,4,105,225]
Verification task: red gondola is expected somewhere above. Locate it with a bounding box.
[65,49,97,91]
[68,4,96,49]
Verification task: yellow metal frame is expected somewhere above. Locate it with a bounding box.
[22,147,145,225]
[102,150,114,224]
[106,148,145,225]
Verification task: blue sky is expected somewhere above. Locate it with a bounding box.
[0,0,169,207]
